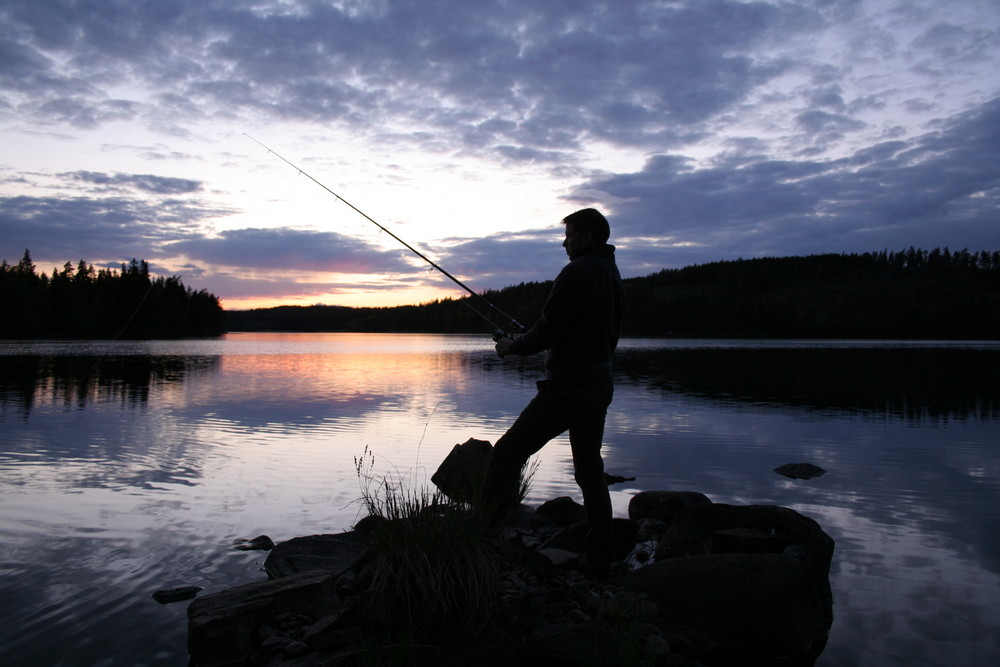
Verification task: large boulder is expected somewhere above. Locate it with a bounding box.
[624,503,834,665]
[263,532,370,580]
[653,503,834,568]
[536,496,587,527]
[622,552,831,664]
[187,570,338,666]
[628,490,712,525]
[430,437,493,503]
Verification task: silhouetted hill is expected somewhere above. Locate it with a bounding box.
[226,248,1000,339]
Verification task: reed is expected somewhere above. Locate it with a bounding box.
[351,446,536,663]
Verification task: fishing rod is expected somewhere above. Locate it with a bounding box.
[245,133,526,339]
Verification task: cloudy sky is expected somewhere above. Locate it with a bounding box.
[2,0,997,309]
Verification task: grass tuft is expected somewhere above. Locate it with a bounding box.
[351,446,511,663]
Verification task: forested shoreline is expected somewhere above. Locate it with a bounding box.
[3,248,997,339]
[0,251,224,338]
[227,248,1000,339]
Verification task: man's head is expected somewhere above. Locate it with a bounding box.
[562,208,610,258]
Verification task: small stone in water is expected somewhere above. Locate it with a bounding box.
[774,463,826,480]
[152,585,204,604]
[233,535,276,551]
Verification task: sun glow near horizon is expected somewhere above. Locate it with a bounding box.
[220,283,464,311]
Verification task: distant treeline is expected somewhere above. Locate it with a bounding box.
[227,248,1000,339]
[1,250,225,338]
[626,247,1000,338]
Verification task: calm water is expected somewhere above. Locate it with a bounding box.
[1,333,998,666]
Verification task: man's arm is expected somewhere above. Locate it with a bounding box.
[495,335,516,357]
[494,264,583,357]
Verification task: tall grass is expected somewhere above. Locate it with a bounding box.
[351,446,519,662]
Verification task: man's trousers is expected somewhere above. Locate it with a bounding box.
[482,379,615,565]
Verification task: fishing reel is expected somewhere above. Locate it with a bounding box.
[492,328,509,342]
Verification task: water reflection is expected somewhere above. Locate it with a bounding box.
[0,335,998,666]
[0,354,220,416]
[614,346,1000,420]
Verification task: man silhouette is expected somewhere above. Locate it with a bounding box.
[483,208,625,577]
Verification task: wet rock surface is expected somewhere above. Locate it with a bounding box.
[152,585,204,604]
[263,532,370,580]
[233,535,276,551]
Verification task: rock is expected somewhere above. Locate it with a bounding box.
[186,489,835,666]
[187,570,338,666]
[263,531,370,580]
[499,505,562,549]
[232,534,275,551]
[352,514,388,532]
[643,633,673,663]
[430,437,493,503]
[775,462,827,479]
[334,569,358,595]
[622,552,832,664]
[524,621,629,667]
[628,490,713,525]
[604,472,636,485]
[152,585,204,604]
[710,527,792,554]
[301,608,358,652]
[260,631,288,652]
[653,503,834,567]
[539,518,640,562]
[283,640,310,657]
[537,547,580,568]
[636,517,671,542]
[537,521,586,553]
[536,496,587,526]
[631,503,834,665]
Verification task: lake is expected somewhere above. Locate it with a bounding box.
[1,333,998,666]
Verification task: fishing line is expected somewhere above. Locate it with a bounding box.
[244,133,527,336]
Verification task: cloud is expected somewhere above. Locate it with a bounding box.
[910,21,996,69]
[0,0,816,160]
[201,269,417,302]
[0,193,216,262]
[167,227,419,274]
[423,93,1000,287]
[62,171,203,194]
[564,95,1000,268]
[437,229,565,284]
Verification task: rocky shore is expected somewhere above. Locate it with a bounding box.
[182,442,834,666]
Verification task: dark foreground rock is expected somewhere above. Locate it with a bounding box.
[187,494,833,666]
[430,437,493,504]
[263,531,370,580]
[628,490,713,524]
[188,570,339,664]
[186,442,834,666]
[429,437,638,506]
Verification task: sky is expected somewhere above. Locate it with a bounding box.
[1,0,998,310]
